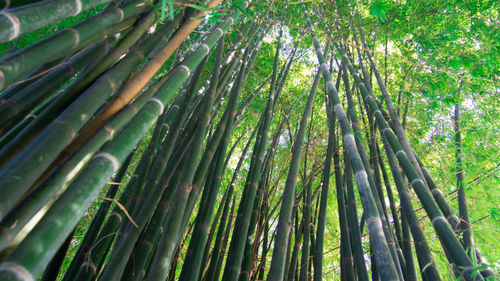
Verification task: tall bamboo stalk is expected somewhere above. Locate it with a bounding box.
[302,4,400,280]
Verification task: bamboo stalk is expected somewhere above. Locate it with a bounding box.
[0,0,148,90]
[0,0,111,43]
[302,4,400,280]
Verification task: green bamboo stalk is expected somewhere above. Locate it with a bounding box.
[333,34,479,279]
[340,50,404,280]
[356,17,428,188]
[0,0,112,43]
[376,143,403,251]
[302,4,400,280]
[213,196,237,281]
[454,102,473,253]
[313,73,337,281]
[0,39,112,135]
[60,152,134,281]
[299,180,313,281]
[142,46,223,281]
[0,8,158,149]
[204,126,257,281]
[0,57,64,102]
[0,15,140,169]
[0,0,149,91]
[0,73,168,254]
[380,134,441,281]
[336,152,354,281]
[179,54,245,281]
[100,57,209,281]
[221,21,281,281]
[0,13,181,218]
[39,228,75,281]
[268,64,319,281]
[401,213,417,281]
[0,8,236,280]
[0,0,41,10]
[344,144,370,281]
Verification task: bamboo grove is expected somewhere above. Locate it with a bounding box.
[0,0,498,281]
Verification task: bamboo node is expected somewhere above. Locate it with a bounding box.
[178,65,191,76]
[0,12,20,41]
[333,103,344,117]
[431,215,446,226]
[200,43,210,55]
[0,262,33,281]
[67,28,80,48]
[93,152,119,172]
[73,0,82,16]
[410,178,423,187]
[148,98,164,114]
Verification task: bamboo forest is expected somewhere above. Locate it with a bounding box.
[0,0,498,280]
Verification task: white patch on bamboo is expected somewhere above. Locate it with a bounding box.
[104,126,115,138]
[344,133,355,145]
[431,215,446,226]
[148,98,164,114]
[364,94,374,104]
[333,103,344,117]
[411,178,423,187]
[395,150,405,158]
[320,63,328,74]
[326,80,335,91]
[94,152,119,172]
[0,262,33,281]
[178,65,191,76]
[1,12,20,41]
[67,28,80,48]
[431,188,443,196]
[200,43,210,55]
[115,7,124,21]
[214,27,224,37]
[366,216,382,229]
[0,70,4,89]
[74,0,83,15]
[382,127,392,136]
[373,109,381,116]
[227,17,234,25]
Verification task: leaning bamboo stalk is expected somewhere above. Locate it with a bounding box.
[142,41,224,281]
[221,21,281,281]
[96,58,209,281]
[69,0,224,152]
[342,60,404,279]
[333,39,478,279]
[0,9,161,161]
[0,8,238,280]
[0,13,181,218]
[0,0,149,91]
[0,39,112,134]
[380,134,442,281]
[0,57,64,102]
[302,4,400,280]
[0,0,111,43]
[0,15,138,168]
[59,152,134,281]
